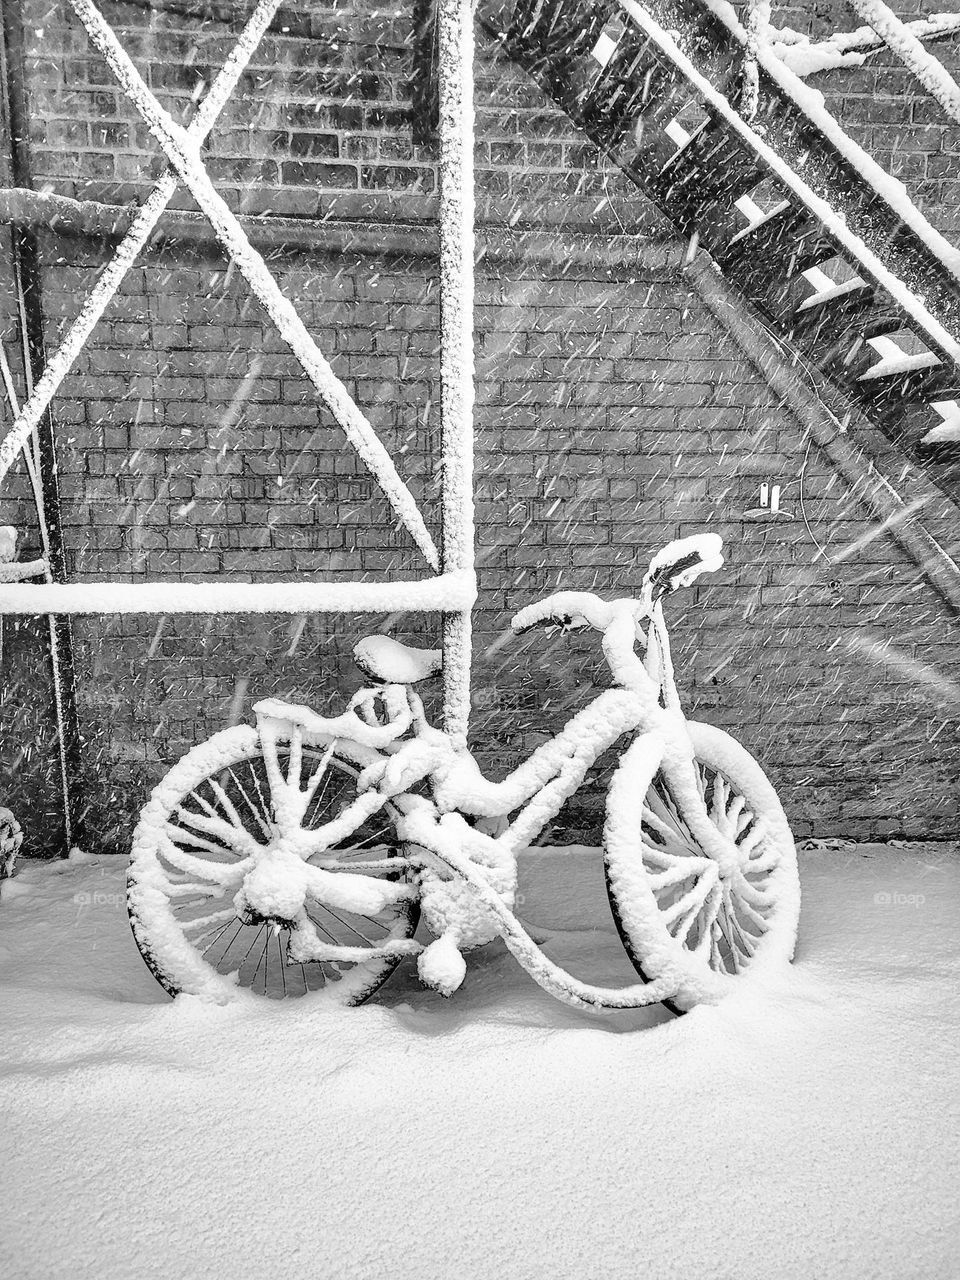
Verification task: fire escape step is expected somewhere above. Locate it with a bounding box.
[485,0,960,505]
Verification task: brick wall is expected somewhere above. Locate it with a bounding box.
[0,0,957,853]
[772,0,960,238]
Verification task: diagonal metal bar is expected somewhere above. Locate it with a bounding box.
[69,0,440,571]
[847,0,960,126]
[0,0,283,492]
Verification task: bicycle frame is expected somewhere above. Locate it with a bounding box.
[128,531,800,1012]
[254,594,706,863]
[245,594,738,1012]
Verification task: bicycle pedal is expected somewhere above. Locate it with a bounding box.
[417,935,467,997]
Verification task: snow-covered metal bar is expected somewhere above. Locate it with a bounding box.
[0,571,477,616]
[741,0,771,119]
[770,13,960,78]
[68,0,440,572]
[0,0,283,495]
[618,0,960,372]
[0,557,47,583]
[697,0,960,281]
[437,0,476,746]
[847,0,960,125]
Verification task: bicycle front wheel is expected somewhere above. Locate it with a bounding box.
[128,724,418,1005]
[604,721,800,1013]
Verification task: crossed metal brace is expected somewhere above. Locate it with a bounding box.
[0,0,440,571]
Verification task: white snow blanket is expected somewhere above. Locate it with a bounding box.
[1,845,958,1279]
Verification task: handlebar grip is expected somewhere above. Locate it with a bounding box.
[644,534,724,597]
[510,591,613,634]
[510,599,565,634]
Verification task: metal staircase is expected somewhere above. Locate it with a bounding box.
[482,0,960,502]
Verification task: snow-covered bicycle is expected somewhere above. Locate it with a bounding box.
[127,534,800,1015]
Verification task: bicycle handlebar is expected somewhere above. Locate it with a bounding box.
[511,591,615,635]
[643,533,724,597]
[510,534,724,635]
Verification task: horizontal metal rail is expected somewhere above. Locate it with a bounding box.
[0,569,477,615]
[0,186,680,271]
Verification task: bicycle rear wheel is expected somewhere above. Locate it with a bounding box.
[604,721,800,1013]
[128,725,418,1004]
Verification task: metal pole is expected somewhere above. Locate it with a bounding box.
[438,0,476,747]
[1,0,84,853]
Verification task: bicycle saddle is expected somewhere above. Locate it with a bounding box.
[353,635,443,684]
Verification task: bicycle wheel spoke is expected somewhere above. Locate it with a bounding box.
[163,822,233,859]
[275,930,287,997]
[286,724,304,790]
[723,886,757,954]
[190,789,237,826]
[304,760,337,821]
[645,788,684,834]
[159,836,250,885]
[742,843,780,876]
[208,919,246,969]
[714,908,740,973]
[646,863,702,893]
[640,838,686,867]
[709,774,728,829]
[251,929,271,993]
[304,909,341,947]
[723,789,745,827]
[195,915,241,957]
[341,825,394,852]
[223,766,274,839]
[247,761,274,825]
[642,805,694,853]
[730,881,772,933]
[733,871,775,909]
[259,729,288,806]
[203,776,249,836]
[692,883,723,957]
[737,821,768,859]
[173,804,257,854]
[694,766,707,803]
[313,901,377,947]
[639,839,693,870]
[662,872,715,934]
[183,908,239,945]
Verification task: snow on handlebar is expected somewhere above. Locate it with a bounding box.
[510,591,615,635]
[510,534,724,635]
[643,533,724,596]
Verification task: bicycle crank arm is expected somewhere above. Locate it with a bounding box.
[398,814,683,1012]
[287,933,423,966]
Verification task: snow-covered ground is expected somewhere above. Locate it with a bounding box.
[1,844,958,1280]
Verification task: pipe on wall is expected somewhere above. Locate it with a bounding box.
[0,0,85,853]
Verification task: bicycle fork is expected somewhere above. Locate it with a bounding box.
[619,717,744,878]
